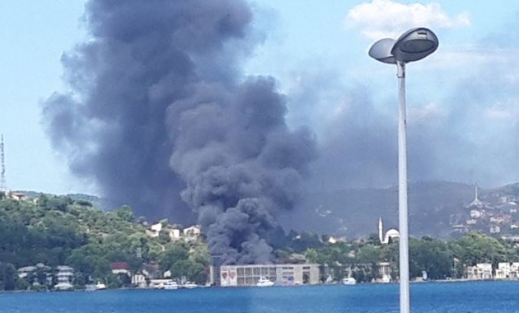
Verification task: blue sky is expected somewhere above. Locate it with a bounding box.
[1,0,519,195]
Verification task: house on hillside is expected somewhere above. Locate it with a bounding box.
[6,191,29,201]
[17,263,52,287]
[169,228,181,241]
[17,266,37,279]
[490,225,501,234]
[54,266,74,290]
[470,209,483,218]
[131,273,147,288]
[148,222,163,238]
[112,262,131,276]
[183,225,201,241]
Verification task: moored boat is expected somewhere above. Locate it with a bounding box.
[256,277,275,287]
[342,277,357,285]
[164,281,179,290]
[182,282,197,289]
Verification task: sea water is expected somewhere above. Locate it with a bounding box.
[1,281,519,313]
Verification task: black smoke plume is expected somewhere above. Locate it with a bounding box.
[43,0,316,264]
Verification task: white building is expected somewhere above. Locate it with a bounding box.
[54,265,74,290]
[378,218,400,244]
[470,210,483,218]
[131,273,147,288]
[218,264,320,287]
[466,263,492,280]
[183,225,201,241]
[378,262,392,283]
[169,228,181,240]
[495,263,511,279]
[17,266,37,279]
[495,262,519,279]
[17,263,52,286]
[490,225,501,234]
[148,222,163,238]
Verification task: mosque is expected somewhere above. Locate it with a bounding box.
[378,218,400,244]
[468,184,484,208]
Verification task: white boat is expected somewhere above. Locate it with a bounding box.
[164,281,179,290]
[95,282,107,290]
[182,282,197,289]
[54,282,74,291]
[342,277,357,285]
[256,277,275,287]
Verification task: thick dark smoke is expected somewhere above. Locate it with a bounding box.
[168,77,316,263]
[43,0,316,264]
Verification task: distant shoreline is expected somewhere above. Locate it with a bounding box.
[4,279,519,294]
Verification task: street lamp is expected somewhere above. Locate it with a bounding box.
[369,28,438,313]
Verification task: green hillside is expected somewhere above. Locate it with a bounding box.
[0,193,210,290]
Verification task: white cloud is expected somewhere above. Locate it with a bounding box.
[345,0,470,39]
[484,100,519,121]
[485,107,513,120]
[408,102,447,126]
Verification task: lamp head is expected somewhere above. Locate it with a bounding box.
[368,28,439,64]
[368,38,397,64]
[391,27,438,63]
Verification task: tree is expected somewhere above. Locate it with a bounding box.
[169,259,187,280]
[0,262,18,291]
[304,248,322,264]
[189,243,210,267]
[355,245,382,282]
[115,205,134,222]
[452,232,506,267]
[409,237,453,280]
[159,242,190,272]
[158,230,171,244]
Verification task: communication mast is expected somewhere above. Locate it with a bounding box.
[0,134,5,192]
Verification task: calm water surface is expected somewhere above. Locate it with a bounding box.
[2,281,519,313]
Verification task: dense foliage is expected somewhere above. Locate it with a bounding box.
[301,232,515,283]
[0,196,209,290]
[1,194,518,290]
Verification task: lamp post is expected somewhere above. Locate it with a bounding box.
[368,28,438,313]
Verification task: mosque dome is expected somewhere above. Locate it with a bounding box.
[384,229,400,243]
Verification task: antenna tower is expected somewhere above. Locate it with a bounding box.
[0,135,5,192]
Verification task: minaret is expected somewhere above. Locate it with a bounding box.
[0,135,5,192]
[378,217,384,244]
[469,184,483,208]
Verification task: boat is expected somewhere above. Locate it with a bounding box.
[54,282,74,291]
[256,277,275,287]
[95,282,107,290]
[164,281,179,290]
[182,282,197,289]
[422,271,428,281]
[342,277,357,285]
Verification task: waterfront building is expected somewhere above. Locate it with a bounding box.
[216,264,320,287]
[466,263,492,280]
[495,262,519,279]
[378,262,392,282]
[54,265,74,290]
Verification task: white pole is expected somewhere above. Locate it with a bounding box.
[397,60,410,313]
